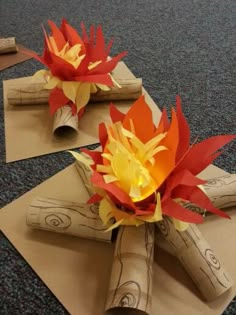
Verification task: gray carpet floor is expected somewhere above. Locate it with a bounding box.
[0,0,235,314]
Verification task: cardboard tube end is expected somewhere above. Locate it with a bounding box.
[53,125,78,138]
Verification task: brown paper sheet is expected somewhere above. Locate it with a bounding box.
[0,44,32,71]
[0,162,235,315]
[105,224,154,315]
[3,62,158,163]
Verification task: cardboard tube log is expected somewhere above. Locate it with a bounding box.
[156,174,236,255]
[154,224,175,256]
[202,174,236,209]
[7,78,142,105]
[178,174,236,216]
[156,217,233,301]
[53,105,78,136]
[105,224,154,315]
[0,37,18,54]
[75,158,94,197]
[27,197,112,242]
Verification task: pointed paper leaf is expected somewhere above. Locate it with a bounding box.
[160,108,179,155]
[98,198,114,225]
[44,76,60,89]
[76,105,85,119]
[42,25,53,52]
[177,135,236,175]
[22,49,48,67]
[105,219,125,231]
[110,103,126,123]
[60,18,69,37]
[74,73,113,86]
[166,169,206,192]
[64,22,85,53]
[80,22,89,42]
[162,198,204,223]
[172,184,230,219]
[48,20,66,51]
[99,122,108,150]
[172,219,189,231]
[49,88,69,115]
[93,25,106,61]
[91,172,135,209]
[68,151,92,168]
[32,69,47,80]
[87,193,103,204]
[150,108,179,188]
[89,51,127,74]
[123,95,155,143]
[89,24,95,46]
[62,81,80,103]
[42,45,53,65]
[184,186,230,218]
[75,82,91,112]
[175,95,190,161]
[106,38,114,56]
[155,107,169,134]
[49,52,77,79]
[80,149,103,165]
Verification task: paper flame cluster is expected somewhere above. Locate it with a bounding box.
[72,96,235,231]
[31,19,127,116]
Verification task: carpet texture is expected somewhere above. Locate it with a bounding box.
[0,0,235,314]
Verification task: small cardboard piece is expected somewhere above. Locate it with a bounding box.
[0,44,32,71]
[3,62,158,162]
[0,37,18,54]
[0,163,235,315]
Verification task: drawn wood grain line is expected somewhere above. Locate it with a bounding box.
[200,267,216,289]
[30,205,98,220]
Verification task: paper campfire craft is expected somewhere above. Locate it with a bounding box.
[27,96,236,314]
[12,19,143,136]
